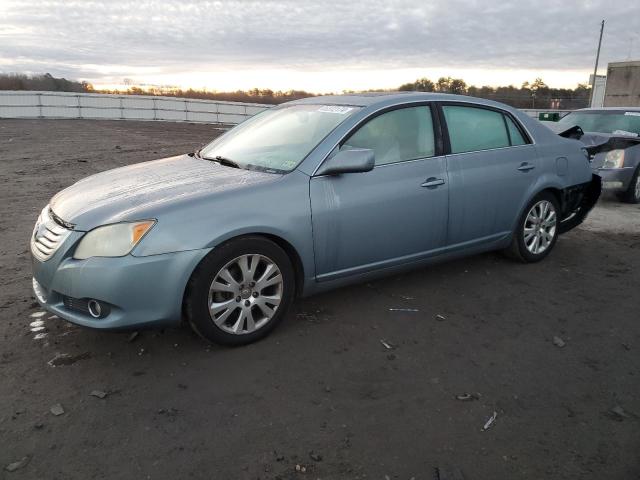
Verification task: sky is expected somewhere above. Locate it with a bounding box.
[1,0,639,92]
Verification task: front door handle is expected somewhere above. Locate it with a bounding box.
[517,162,535,172]
[421,177,445,188]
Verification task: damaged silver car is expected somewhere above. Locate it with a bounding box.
[554,107,640,203]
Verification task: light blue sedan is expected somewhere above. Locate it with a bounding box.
[31,93,600,345]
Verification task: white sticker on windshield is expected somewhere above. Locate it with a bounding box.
[624,111,640,116]
[317,105,354,114]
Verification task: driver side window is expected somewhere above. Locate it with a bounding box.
[341,106,435,166]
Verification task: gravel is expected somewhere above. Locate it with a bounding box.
[0,119,638,479]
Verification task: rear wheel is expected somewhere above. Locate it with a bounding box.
[184,237,295,346]
[507,192,560,263]
[621,167,640,204]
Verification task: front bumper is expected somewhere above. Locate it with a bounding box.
[32,236,211,330]
[597,167,635,192]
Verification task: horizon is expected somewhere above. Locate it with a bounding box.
[1,1,639,93]
[88,66,592,93]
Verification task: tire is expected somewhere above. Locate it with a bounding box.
[184,236,295,346]
[621,167,640,204]
[507,192,560,263]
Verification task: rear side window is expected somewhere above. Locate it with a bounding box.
[443,105,527,154]
[505,116,527,146]
[342,106,435,165]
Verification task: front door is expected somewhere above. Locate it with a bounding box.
[310,105,449,281]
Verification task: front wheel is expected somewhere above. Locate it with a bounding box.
[507,192,560,263]
[184,236,295,346]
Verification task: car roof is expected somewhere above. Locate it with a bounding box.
[286,91,514,110]
[286,91,560,147]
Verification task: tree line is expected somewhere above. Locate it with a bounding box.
[0,73,92,93]
[114,86,313,105]
[396,76,590,109]
[0,72,590,109]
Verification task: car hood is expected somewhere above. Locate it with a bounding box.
[50,154,280,231]
[578,131,639,146]
[545,123,640,169]
[577,132,640,169]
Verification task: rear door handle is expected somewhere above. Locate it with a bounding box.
[421,177,445,188]
[517,162,535,172]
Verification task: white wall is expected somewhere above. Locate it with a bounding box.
[0,91,572,125]
[0,91,272,125]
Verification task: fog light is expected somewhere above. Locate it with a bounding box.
[87,299,103,318]
[32,278,47,303]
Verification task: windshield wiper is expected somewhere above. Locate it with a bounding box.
[199,154,241,169]
[194,149,241,169]
[214,155,240,168]
[198,152,241,169]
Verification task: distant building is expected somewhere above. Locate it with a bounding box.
[603,61,640,107]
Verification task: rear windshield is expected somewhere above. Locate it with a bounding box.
[558,111,640,137]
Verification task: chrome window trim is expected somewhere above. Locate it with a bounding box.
[312,154,446,179]
[444,143,534,158]
[598,166,634,171]
[371,154,445,170]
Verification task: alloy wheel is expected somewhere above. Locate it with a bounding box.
[524,200,557,255]
[208,254,283,335]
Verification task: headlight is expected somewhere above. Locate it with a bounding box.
[602,149,625,169]
[73,221,155,260]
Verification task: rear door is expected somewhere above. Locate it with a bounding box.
[310,104,449,281]
[439,103,538,246]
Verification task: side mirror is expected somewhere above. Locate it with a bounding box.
[315,148,375,176]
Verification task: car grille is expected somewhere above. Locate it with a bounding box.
[31,206,72,262]
[62,296,90,315]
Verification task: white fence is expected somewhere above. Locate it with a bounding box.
[0,91,271,125]
[0,91,572,125]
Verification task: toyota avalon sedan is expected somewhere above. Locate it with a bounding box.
[31,93,601,345]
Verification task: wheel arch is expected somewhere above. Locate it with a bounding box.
[185,231,306,306]
[518,176,601,235]
[510,180,563,233]
[257,233,306,298]
[539,186,563,213]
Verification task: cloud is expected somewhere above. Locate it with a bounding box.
[0,0,639,87]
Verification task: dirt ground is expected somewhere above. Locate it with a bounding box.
[0,119,639,480]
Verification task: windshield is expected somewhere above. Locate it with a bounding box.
[200,104,360,173]
[558,111,640,136]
